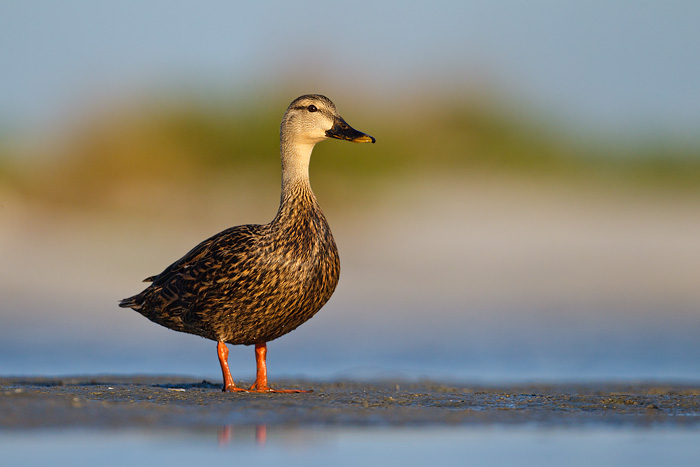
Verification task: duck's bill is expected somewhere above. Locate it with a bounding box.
[326,117,376,143]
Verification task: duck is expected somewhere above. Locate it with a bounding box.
[119,94,375,393]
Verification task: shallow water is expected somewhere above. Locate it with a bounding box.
[3,426,700,467]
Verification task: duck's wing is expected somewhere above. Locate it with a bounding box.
[148,230,228,286]
[119,224,264,309]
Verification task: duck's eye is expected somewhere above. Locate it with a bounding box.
[307,105,318,112]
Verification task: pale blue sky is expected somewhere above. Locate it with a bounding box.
[2,1,699,140]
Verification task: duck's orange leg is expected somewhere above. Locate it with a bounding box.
[217,342,247,392]
[249,342,312,393]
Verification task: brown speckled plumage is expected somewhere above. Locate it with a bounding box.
[119,94,375,392]
[120,181,339,345]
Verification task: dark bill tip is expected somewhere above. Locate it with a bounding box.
[326,117,375,144]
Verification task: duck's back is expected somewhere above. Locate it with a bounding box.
[120,191,340,346]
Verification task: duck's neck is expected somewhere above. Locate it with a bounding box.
[280,136,314,193]
[275,137,320,223]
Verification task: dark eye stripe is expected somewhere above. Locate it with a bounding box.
[293,104,319,112]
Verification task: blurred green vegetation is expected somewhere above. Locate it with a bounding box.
[2,92,699,214]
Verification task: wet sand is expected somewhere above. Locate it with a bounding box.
[2,376,699,430]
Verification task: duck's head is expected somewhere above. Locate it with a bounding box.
[282,94,375,146]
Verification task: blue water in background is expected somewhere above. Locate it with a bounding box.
[2,290,699,384]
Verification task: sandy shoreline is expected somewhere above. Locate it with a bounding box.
[2,376,700,430]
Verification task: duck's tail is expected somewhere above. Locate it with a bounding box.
[120,276,154,309]
[119,295,142,310]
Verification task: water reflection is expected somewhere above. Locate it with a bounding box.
[218,425,267,447]
[3,427,700,466]
[256,425,267,446]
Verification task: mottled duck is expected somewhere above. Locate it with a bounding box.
[120,94,375,393]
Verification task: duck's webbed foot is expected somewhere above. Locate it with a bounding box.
[247,383,312,393]
[222,383,250,393]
